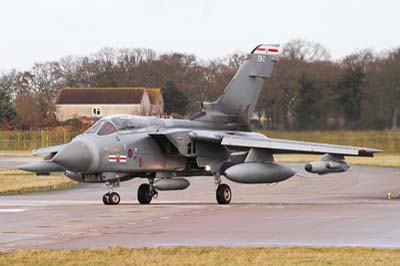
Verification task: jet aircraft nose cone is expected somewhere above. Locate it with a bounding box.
[53,141,92,172]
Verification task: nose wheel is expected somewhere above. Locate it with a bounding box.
[103,192,121,205]
[103,180,121,205]
[103,193,109,204]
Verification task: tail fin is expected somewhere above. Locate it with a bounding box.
[195,44,279,128]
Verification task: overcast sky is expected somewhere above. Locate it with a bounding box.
[1,0,399,71]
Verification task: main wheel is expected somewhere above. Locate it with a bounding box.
[137,184,153,204]
[216,184,232,204]
[103,193,110,205]
[109,192,121,205]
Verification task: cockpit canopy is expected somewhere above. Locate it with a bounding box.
[85,115,152,136]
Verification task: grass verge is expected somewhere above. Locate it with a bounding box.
[1,246,400,266]
[0,150,33,157]
[0,168,78,195]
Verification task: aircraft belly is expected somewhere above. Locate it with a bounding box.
[140,155,186,171]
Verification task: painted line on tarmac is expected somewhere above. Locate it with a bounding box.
[0,200,101,206]
[0,200,207,207]
[0,208,29,213]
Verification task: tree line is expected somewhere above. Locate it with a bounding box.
[0,39,399,130]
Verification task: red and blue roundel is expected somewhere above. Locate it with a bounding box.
[127,149,133,158]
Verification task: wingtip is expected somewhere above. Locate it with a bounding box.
[358,148,384,157]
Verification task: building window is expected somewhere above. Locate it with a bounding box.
[92,107,101,116]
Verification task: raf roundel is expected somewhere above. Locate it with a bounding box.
[127,149,133,158]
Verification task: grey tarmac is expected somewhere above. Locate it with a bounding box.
[1,160,400,251]
[0,156,39,169]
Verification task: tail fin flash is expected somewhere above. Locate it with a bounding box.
[249,44,279,77]
[196,44,279,128]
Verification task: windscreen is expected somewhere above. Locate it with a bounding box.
[97,122,117,136]
[110,115,151,131]
[85,120,103,134]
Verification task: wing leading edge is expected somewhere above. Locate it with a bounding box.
[221,134,382,157]
[150,129,382,157]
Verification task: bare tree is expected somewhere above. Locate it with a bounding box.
[281,38,331,62]
[0,69,18,98]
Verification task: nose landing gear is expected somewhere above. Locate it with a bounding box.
[103,180,121,205]
[103,191,121,205]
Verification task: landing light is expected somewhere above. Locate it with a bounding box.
[205,165,211,172]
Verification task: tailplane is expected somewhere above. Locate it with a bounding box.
[194,44,279,129]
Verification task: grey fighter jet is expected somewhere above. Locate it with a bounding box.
[19,44,382,205]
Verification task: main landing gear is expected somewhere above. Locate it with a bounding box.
[214,172,232,204]
[137,179,158,204]
[102,175,232,205]
[103,180,121,205]
[216,184,232,204]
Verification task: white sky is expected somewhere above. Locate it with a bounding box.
[1,0,400,71]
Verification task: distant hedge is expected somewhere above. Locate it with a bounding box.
[0,130,399,153]
[0,131,80,151]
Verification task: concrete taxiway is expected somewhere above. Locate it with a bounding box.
[0,156,39,169]
[1,158,400,251]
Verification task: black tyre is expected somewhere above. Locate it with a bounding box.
[109,192,121,205]
[137,184,153,204]
[102,193,110,205]
[216,184,232,204]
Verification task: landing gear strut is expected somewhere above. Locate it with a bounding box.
[103,180,121,205]
[137,178,158,204]
[213,172,232,204]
